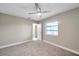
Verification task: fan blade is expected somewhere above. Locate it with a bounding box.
[28,11,37,14]
[41,10,51,13]
[28,12,36,14]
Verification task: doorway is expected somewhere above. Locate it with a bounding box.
[32,23,41,40]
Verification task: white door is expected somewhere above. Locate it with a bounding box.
[37,24,41,40]
[32,23,41,40]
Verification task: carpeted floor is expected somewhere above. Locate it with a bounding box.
[0,40,78,56]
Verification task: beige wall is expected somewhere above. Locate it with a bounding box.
[0,13,33,47]
[41,7,79,52]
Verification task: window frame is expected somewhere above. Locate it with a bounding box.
[45,21,58,36]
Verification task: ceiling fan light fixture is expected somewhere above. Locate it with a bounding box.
[37,12,42,16]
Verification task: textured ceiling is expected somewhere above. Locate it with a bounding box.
[0,3,79,21]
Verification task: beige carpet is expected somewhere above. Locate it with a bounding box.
[0,40,78,56]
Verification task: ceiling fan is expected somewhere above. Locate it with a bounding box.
[28,3,50,16]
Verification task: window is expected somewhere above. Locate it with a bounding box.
[46,21,58,36]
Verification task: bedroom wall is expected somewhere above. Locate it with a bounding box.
[0,13,33,47]
[41,7,79,52]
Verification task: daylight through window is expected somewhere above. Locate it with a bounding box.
[46,21,58,36]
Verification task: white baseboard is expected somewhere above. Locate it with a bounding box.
[43,40,79,55]
[0,40,31,49]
